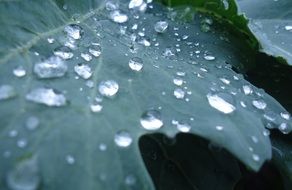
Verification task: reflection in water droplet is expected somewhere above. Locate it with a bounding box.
[0,85,16,101]
[173,88,185,99]
[7,156,40,190]
[114,130,132,147]
[89,44,102,57]
[154,21,168,33]
[81,53,93,62]
[26,116,39,130]
[252,100,267,110]
[207,93,235,114]
[34,56,67,79]
[129,57,143,71]
[110,10,128,23]
[26,88,66,107]
[98,80,119,97]
[64,24,84,40]
[13,66,26,78]
[252,154,260,162]
[140,110,163,130]
[74,64,92,79]
[53,46,74,60]
[215,126,224,131]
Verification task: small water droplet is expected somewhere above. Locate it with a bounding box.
[242,85,253,95]
[47,38,55,44]
[13,66,26,78]
[74,64,92,79]
[140,110,163,130]
[280,112,290,120]
[9,130,18,138]
[220,78,230,85]
[173,78,183,86]
[154,21,168,33]
[99,143,107,151]
[176,122,191,133]
[125,174,136,186]
[66,155,75,165]
[114,130,132,147]
[284,25,292,31]
[263,129,270,136]
[129,0,143,9]
[34,56,67,79]
[110,10,128,23]
[90,104,103,113]
[252,154,260,162]
[7,156,40,190]
[25,116,39,130]
[98,80,119,97]
[0,85,16,100]
[17,139,28,148]
[53,46,74,60]
[64,24,84,40]
[129,57,143,71]
[173,88,185,99]
[26,88,66,107]
[81,53,93,62]
[215,125,224,131]
[279,123,289,134]
[89,44,102,57]
[251,136,258,143]
[207,93,236,114]
[162,48,175,58]
[204,55,215,61]
[252,99,267,110]
[106,1,119,10]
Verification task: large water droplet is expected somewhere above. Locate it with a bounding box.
[26,88,66,107]
[33,57,67,79]
[207,93,236,114]
[110,10,128,23]
[53,46,74,60]
[13,66,26,78]
[154,21,168,33]
[284,25,292,31]
[114,130,132,147]
[0,85,16,101]
[129,57,143,71]
[64,24,84,40]
[74,64,92,79]
[252,99,267,110]
[140,110,163,130]
[98,80,119,97]
[173,88,185,99]
[7,156,40,190]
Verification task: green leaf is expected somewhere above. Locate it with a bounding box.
[0,0,291,189]
[237,0,292,66]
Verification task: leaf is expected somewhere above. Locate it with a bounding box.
[237,0,292,66]
[0,0,291,189]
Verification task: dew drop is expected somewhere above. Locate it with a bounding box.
[89,44,102,57]
[53,46,74,60]
[99,143,107,151]
[98,80,119,97]
[252,154,260,162]
[173,78,183,86]
[64,24,84,40]
[173,88,185,99]
[26,88,66,107]
[6,156,40,190]
[33,56,67,79]
[154,21,168,33]
[114,130,132,147]
[204,55,215,61]
[284,25,292,31]
[13,66,26,78]
[242,85,253,95]
[25,116,39,131]
[110,10,128,23]
[81,53,93,62]
[140,110,163,130]
[129,0,143,9]
[207,93,236,114]
[176,122,191,133]
[220,78,230,85]
[74,64,92,79]
[252,99,267,110]
[47,38,55,44]
[106,1,119,10]
[90,104,103,113]
[66,155,75,165]
[280,112,290,120]
[0,85,16,101]
[279,123,289,134]
[129,57,143,71]
[17,139,28,148]
[125,174,136,186]
[215,125,224,131]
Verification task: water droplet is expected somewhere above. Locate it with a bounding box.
[98,80,119,97]
[110,10,128,23]
[9,130,18,138]
[17,139,28,148]
[26,88,66,107]
[106,1,119,10]
[263,129,270,136]
[114,130,132,147]
[0,85,16,101]
[81,53,93,62]
[66,155,75,165]
[252,154,260,162]
[7,156,40,190]
[154,21,168,33]
[242,85,253,95]
[252,99,267,110]
[176,122,191,133]
[64,24,83,40]
[33,56,67,79]
[162,48,175,57]
[25,116,39,130]
[215,125,224,131]
[129,0,143,9]
[90,104,103,113]
[89,44,102,57]
[13,66,26,78]
[140,110,163,130]
[284,25,292,31]
[279,123,289,134]
[220,78,230,85]
[125,174,136,186]
[280,112,290,120]
[74,64,92,79]
[173,88,185,99]
[138,38,151,47]
[47,38,55,44]
[86,80,94,88]
[204,55,215,61]
[173,78,183,86]
[129,57,143,71]
[207,93,236,114]
[99,143,107,151]
[176,71,186,77]
[251,136,258,143]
